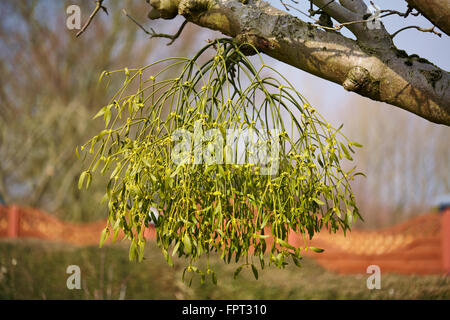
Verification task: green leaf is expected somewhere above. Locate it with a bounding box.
[104,107,112,127]
[172,241,180,257]
[309,246,325,253]
[75,146,80,160]
[312,198,325,206]
[163,248,173,267]
[138,242,146,262]
[218,164,226,179]
[98,70,108,84]
[292,256,302,268]
[340,142,353,160]
[183,234,192,254]
[260,216,270,229]
[129,240,137,261]
[251,264,259,280]
[85,171,92,190]
[78,171,88,190]
[112,227,120,243]
[110,164,121,179]
[170,162,184,178]
[99,228,108,248]
[233,265,244,279]
[259,255,265,269]
[93,106,107,119]
[278,238,295,250]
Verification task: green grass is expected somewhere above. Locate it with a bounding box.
[0,239,448,300]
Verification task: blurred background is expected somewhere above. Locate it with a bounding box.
[0,0,449,299]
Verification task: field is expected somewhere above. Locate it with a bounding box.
[0,239,449,300]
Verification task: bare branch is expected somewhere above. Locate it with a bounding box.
[281,1,384,33]
[147,0,449,125]
[280,1,314,20]
[311,0,359,24]
[299,0,438,42]
[391,25,442,39]
[76,0,108,38]
[310,0,393,48]
[379,5,419,19]
[406,0,450,36]
[122,9,187,46]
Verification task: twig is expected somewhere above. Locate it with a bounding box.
[122,9,187,46]
[281,0,335,20]
[76,0,108,38]
[283,0,439,38]
[309,18,374,32]
[280,0,374,31]
[391,25,442,39]
[280,1,314,21]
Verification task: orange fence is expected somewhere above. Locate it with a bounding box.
[0,205,449,275]
[293,210,449,275]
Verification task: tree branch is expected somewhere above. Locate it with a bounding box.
[338,0,368,14]
[146,0,450,125]
[310,0,393,49]
[405,0,450,36]
[76,0,108,37]
[123,9,187,45]
[391,25,442,39]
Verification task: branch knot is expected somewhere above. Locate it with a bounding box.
[343,66,370,92]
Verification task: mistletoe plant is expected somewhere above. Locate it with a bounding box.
[78,38,363,284]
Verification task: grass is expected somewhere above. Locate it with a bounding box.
[0,239,449,300]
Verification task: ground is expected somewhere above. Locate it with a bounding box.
[0,239,448,300]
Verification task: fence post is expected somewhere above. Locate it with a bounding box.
[7,205,19,238]
[443,207,450,274]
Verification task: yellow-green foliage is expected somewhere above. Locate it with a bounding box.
[79,39,363,284]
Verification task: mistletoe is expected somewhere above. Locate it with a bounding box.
[78,39,363,284]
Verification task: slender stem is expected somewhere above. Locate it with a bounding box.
[76,0,108,38]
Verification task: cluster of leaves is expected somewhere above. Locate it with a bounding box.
[78,39,363,284]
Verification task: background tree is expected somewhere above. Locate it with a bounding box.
[0,0,199,221]
[340,95,450,228]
